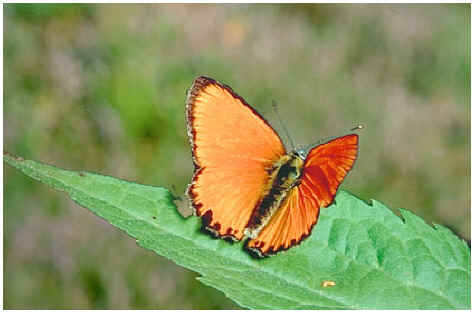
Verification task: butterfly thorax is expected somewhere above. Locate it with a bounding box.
[244,151,304,239]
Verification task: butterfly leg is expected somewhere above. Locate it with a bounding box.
[289,178,302,190]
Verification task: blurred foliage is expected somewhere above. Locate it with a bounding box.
[4,3,470,309]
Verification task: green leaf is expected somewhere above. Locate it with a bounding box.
[4,152,470,309]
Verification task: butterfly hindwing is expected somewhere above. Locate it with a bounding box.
[186,76,286,241]
[246,134,358,256]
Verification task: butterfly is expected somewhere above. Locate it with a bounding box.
[186,76,358,257]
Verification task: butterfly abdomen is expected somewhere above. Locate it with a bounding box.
[244,152,304,239]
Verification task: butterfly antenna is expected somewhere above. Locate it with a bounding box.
[301,135,334,153]
[350,123,365,131]
[272,100,296,151]
[301,123,365,155]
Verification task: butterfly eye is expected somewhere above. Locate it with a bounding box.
[296,149,306,159]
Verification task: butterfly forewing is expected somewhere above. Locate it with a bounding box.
[246,134,358,256]
[302,134,359,207]
[187,76,286,241]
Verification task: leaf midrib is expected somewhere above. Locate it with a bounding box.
[10,159,461,309]
[33,165,352,309]
[164,242,353,309]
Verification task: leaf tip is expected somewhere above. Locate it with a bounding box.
[4,151,25,163]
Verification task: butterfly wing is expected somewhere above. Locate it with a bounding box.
[246,134,358,256]
[187,76,286,241]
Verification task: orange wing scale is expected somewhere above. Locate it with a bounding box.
[186,76,286,241]
[246,135,358,256]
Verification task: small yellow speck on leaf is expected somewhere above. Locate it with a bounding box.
[322,280,336,287]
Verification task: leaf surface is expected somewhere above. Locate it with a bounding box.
[4,152,470,309]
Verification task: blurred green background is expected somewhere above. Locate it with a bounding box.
[4,3,470,309]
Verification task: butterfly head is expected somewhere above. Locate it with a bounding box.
[293,149,307,160]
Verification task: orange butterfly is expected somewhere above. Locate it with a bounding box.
[186,76,358,257]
